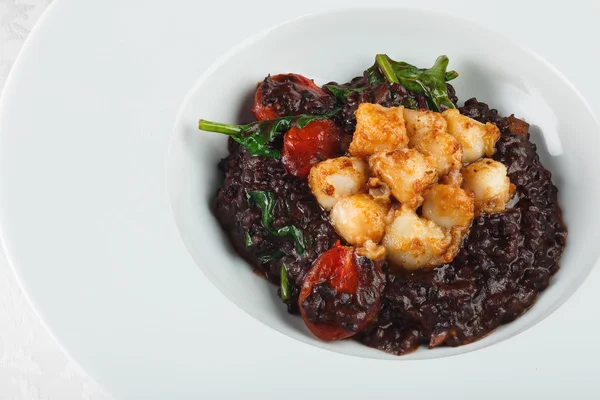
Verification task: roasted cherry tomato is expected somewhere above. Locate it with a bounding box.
[252,73,329,121]
[299,242,385,341]
[281,119,342,178]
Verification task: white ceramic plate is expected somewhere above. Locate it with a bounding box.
[2,1,600,399]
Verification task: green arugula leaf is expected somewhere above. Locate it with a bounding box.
[248,190,275,228]
[325,59,390,102]
[276,225,306,254]
[325,55,458,110]
[366,63,386,86]
[375,54,400,84]
[247,190,306,254]
[374,54,458,111]
[325,85,366,102]
[280,264,290,302]
[445,70,459,81]
[198,109,339,158]
[244,230,253,247]
[258,250,285,264]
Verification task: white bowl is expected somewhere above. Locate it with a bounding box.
[167,7,600,360]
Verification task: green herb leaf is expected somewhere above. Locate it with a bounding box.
[326,55,458,111]
[244,230,253,247]
[366,63,386,86]
[248,190,275,228]
[198,109,340,158]
[325,84,366,102]
[247,190,306,254]
[374,54,457,111]
[258,250,285,264]
[325,62,388,103]
[445,70,459,81]
[276,225,306,254]
[280,264,290,302]
[411,55,456,111]
[375,54,400,84]
[401,97,419,109]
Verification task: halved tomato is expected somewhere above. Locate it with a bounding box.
[298,242,385,341]
[281,119,342,178]
[252,73,328,121]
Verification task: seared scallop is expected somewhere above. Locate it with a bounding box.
[442,109,500,164]
[369,148,437,208]
[410,131,462,181]
[422,184,475,229]
[330,194,388,246]
[382,207,452,270]
[461,158,513,215]
[349,103,409,157]
[403,108,447,138]
[308,156,368,210]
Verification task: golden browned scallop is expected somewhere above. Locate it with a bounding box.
[422,184,475,229]
[410,131,463,180]
[330,194,388,246]
[382,207,452,270]
[403,108,447,138]
[369,148,437,208]
[349,103,408,157]
[461,158,514,215]
[442,109,500,164]
[308,156,368,210]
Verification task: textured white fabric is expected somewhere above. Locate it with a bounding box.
[0,1,108,398]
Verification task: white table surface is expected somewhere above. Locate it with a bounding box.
[0,1,108,398]
[1,1,599,399]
